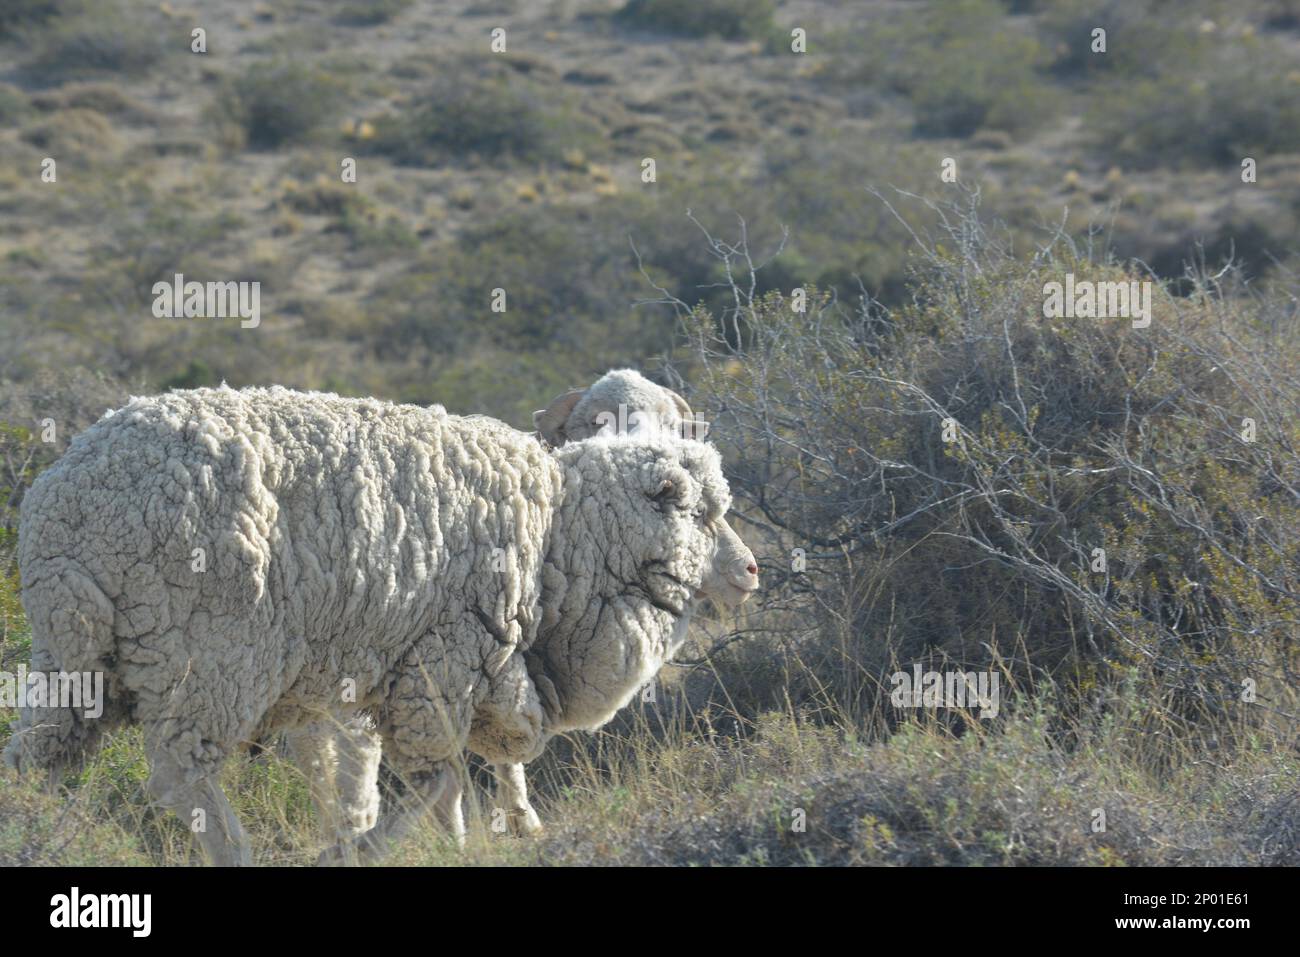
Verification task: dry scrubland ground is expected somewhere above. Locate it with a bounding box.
[1,0,1298,864]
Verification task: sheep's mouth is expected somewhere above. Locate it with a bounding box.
[720,579,758,604]
[695,580,756,608]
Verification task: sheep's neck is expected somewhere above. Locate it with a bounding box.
[529,497,685,733]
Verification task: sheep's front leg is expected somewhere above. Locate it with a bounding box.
[467,653,549,767]
[146,745,251,867]
[494,762,542,835]
[466,653,548,836]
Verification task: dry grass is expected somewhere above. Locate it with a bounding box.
[3,678,1295,866]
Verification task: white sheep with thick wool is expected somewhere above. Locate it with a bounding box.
[486,367,719,830]
[297,367,715,842]
[4,385,756,864]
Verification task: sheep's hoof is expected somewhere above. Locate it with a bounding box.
[316,845,344,867]
[316,841,361,867]
[507,807,543,837]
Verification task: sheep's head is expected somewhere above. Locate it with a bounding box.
[537,435,756,732]
[560,434,756,609]
[533,369,709,446]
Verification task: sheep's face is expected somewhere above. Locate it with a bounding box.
[533,370,709,446]
[541,437,756,733]
[626,439,756,615]
[558,436,757,617]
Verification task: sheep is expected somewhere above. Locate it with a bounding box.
[533,368,709,446]
[301,368,715,841]
[4,385,757,865]
[478,368,717,832]
[376,368,717,836]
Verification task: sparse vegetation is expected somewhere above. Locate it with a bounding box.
[22,0,172,79]
[673,198,1298,751]
[829,0,1052,138]
[0,83,29,123]
[615,0,776,40]
[20,107,120,161]
[370,58,597,166]
[214,60,347,148]
[335,0,413,27]
[0,0,68,40]
[1086,33,1300,166]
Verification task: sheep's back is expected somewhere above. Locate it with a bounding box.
[19,386,561,725]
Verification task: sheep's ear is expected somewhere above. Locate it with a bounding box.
[683,417,710,441]
[533,388,586,445]
[668,390,710,441]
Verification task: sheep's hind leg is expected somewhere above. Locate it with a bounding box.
[286,718,382,842]
[318,635,471,864]
[433,768,466,844]
[284,723,343,840]
[318,762,460,865]
[333,718,382,837]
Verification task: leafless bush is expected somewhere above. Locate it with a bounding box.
[649,193,1297,755]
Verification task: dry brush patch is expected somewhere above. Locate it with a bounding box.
[658,196,1297,758]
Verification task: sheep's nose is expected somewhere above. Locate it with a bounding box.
[729,558,760,591]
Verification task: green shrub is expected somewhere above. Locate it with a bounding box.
[618,136,936,310]
[465,0,520,14]
[371,58,593,165]
[335,0,412,26]
[899,0,1052,137]
[336,204,418,254]
[279,179,363,218]
[23,0,171,78]
[160,359,219,391]
[215,60,346,148]
[373,204,654,358]
[0,772,147,866]
[0,84,28,124]
[616,0,775,40]
[20,107,120,160]
[279,180,419,255]
[676,197,1299,748]
[0,0,77,40]
[1086,34,1300,167]
[825,0,1052,138]
[1037,0,1208,77]
[29,80,141,117]
[95,192,244,302]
